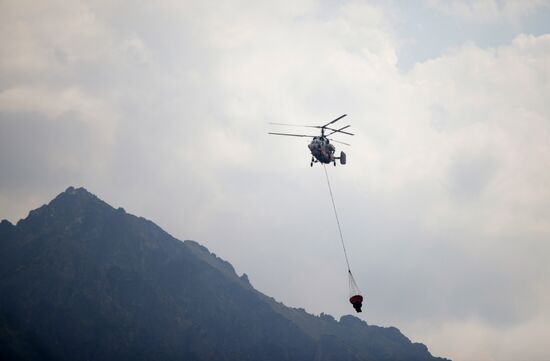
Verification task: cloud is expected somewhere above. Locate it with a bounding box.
[353,33,550,361]
[414,309,550,361]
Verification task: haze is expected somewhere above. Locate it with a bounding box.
[1,1,549,360]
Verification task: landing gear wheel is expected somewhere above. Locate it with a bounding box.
[310,162,313,167]
[333,160,336,166]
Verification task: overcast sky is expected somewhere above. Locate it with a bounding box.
[1,1,550,360]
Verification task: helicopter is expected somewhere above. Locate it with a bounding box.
[268,114,353,167]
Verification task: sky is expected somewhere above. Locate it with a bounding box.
[1,1,549,360]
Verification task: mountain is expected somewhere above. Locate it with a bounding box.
[0,187,450,361]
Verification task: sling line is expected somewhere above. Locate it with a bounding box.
[323,164,351,273]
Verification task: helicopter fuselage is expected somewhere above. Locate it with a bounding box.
[308,136,336,164]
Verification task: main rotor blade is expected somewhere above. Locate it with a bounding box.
[269,122,321,129]
[268,132,315,138]
[329,138,351,146]
[326,125,354,136]
[322,114,347,128]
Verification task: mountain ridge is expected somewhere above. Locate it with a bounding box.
[0,186,450,361]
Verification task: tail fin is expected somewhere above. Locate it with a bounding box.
[339,151,346,165]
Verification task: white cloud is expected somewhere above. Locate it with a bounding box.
[406,35,550,237]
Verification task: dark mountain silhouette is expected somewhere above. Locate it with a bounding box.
[0,187,450,361]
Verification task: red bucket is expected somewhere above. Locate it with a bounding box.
[349,294,363,313]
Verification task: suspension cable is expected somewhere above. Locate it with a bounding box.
[323,164,351,272]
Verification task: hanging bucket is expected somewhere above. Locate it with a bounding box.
[349,294,363,313]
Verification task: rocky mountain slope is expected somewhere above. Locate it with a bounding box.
[0,187,449,361]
